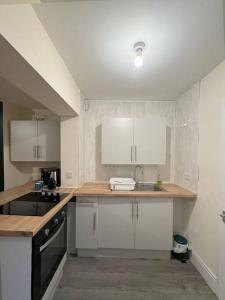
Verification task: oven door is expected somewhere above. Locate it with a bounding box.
[32,210,67,300]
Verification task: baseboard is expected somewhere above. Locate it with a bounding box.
[191,249,218,296]
[78,248,171,260]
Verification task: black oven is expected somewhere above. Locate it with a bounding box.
[32,206,67,300]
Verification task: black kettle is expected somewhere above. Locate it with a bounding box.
[48,171,57,190]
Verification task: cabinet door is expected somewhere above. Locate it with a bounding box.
[37,121,60,161]
[76,197,98,249]
[67,202,76,255]
[10,121,37,161]
[135,198,173,250]
[102,117,134,164]
[98,197,135,249]
[133,117,166,164]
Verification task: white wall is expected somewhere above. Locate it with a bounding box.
[0,4,80,115]
[60,116,80,187]
[190,60,225,280]
[82,100,175,182]
[173,60,225,293]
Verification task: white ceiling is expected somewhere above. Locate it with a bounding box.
[34,0,225,101]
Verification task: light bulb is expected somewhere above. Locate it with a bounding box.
[134,49,143,68]
[134,55,143,68]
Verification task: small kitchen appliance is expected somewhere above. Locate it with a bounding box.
[40,167,61,187]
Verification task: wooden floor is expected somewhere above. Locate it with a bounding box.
[53,257,217,300]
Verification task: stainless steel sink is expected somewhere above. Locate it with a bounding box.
[134,183,166,192]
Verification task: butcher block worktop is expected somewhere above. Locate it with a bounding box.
[0,181,196,237]
[0,182,75,237]
[75,182,197,198]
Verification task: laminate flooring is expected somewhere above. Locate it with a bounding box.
[53,257,217,300]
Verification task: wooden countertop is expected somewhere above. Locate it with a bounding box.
[0,182,76,237]
[75,182,197,198]
[0,181,196,237]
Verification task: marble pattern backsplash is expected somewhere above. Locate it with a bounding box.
[174,83,199,192]
[81,100,175,182]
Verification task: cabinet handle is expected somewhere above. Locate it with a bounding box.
[37,145,41,159]
[131,146,133,162]
[136,202,139,221]
[33,146,36,159]
[36,145,38,159]
[132,201,134,220]
[93,212,97,233]
[135,146,137,162]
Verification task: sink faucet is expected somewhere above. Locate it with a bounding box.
[134,165,144,184]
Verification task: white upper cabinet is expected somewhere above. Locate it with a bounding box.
[37,121,60,161]
[133,117,166,165]
[102,117,134,164]
[101,117,166,165]
[10,121,37,162]
[10,120,60,162]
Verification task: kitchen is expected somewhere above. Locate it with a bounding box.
[0,1,224,300]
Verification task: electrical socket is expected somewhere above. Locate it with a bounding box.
[66,171,73,179]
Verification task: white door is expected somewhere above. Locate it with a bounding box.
[98,197,135,249]
[219,103,225,299]
[10,121,38,161]
[102,117,134,164]
[135,198,173,250]
[37,121,60,161]
[76,198,98,249]
[133,117,166,164]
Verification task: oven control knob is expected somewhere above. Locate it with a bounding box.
[54,218,59,225]
[44,228,50,236]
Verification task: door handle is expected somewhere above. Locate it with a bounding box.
[220,211,225,223]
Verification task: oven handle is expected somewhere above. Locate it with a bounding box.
[40,219,65,253]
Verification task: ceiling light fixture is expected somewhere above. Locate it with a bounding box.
[134,41,145,69]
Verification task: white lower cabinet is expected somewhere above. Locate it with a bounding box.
[76,197,98,249]
[98,198,134,249]
[76,196,173,253]
[135,198,173,250]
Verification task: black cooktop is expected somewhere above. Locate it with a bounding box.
[0,192,69,217]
